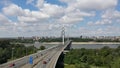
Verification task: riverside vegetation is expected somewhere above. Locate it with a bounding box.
[64,46,120,68]
[0,40,46,64]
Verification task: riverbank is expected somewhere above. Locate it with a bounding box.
[43,42,120,45]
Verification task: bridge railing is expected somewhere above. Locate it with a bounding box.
[53,40,72,68]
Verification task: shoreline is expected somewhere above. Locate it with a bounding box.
[43,42,120,45]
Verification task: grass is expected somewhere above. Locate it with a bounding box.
[64,64,107,68]
[64,64,75,68]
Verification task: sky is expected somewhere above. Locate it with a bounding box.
[0,0,120,37]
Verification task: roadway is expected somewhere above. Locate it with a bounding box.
[33,40,71,68]
[0,44,60,68]
[33,45,63,68]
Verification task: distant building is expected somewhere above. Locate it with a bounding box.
[32,36,40,41]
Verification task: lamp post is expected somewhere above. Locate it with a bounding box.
[12,48,15,60]
[26,47,27,56]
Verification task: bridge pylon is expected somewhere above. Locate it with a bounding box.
[61,26,65,45]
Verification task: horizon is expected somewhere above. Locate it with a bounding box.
[0,35,120,39]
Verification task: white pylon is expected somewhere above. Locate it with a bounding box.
[62,25,65,45]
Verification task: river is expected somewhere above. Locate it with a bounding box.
[44,44,120,49]
[24,42,120,49]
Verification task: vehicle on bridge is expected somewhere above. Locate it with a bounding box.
[9,63,15,67]
[43,61,47,64]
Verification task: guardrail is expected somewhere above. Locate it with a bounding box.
[46,40,72,68]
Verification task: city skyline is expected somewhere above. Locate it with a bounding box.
[0,0,120,37]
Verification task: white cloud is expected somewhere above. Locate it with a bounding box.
[41,3,65,18]
[2,4,24,16]
[18,16,37,22]
[18,11,50,23]
[97,19,112,25]
[0,13,10,23]
[2,4,50,23]
[0,0,119,37]
[66,10,95,18]
[88,8,120,26]
[26,0,34,4]
[36,0,44,8]
[102,9,120,19]
[31,11,49,18]
[58,15,84,23]
[60,0,117,10]
[88,19,112,25]
[59,10,95,23]
[77,26,120,36]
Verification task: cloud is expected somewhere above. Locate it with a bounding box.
[2,0,96,24]
[0,0,119,37]
[0,13,12,25]
[60,0,117,10]
[88,19,112,25]
[41,3,65,18]
[18,11,50,23]
[0,13,20,36]
[26,0,34,4]
[77,26,120,36]
[2,3,50,23]
[36,0,44,8]
[102,9,120,19]
[58,15,84,23]
[58,10,95,23]
[88,9,120,26]
[2,4,24,16]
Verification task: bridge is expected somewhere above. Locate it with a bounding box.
[0,40,72,68]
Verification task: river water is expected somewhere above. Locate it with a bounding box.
[44,44,120,49]
[24,42,120,49]
[71,44,120,49]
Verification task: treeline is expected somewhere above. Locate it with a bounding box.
[9,39,34,43]
[38,37,63,42]
[1,37,119,43]
[64,46,120,68]
[0,40,37,64]
[40,37,120,42]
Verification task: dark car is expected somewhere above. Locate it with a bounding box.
[43,61,47,64]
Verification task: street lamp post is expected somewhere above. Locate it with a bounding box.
[26,47,27,56]
[12,48,15,60]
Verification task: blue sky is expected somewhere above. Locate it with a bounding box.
[0,0,120,37]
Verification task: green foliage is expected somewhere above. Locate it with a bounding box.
[39,46,46,50]
[111,58,120,68]
[38,37,120,42]
[3,37,119,43]
[64,46,120,68]
[0,40,37,64]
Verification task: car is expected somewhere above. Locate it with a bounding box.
[43,61,47,64]
[9,63,15,67]
[47,58,51,61]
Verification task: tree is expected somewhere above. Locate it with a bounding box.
[39,46,46,50]
[80,55,87,63]
[87,56,94,64]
